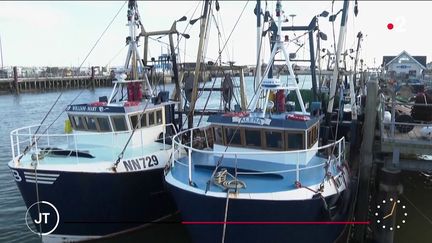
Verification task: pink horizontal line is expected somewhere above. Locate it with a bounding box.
[182,221,370,225]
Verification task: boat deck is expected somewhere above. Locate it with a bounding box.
[171,152,339,194]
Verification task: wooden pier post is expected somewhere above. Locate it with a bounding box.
[373,167,403,243]
[13,66,19,94]
[353,77,379,242]
[91,66,95,90]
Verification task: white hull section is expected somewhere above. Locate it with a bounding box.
[8,148,170,174]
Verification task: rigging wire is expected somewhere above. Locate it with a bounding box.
[175,1,201,54]
[181,1,250,130]
[112,84,159,170]
[18,1,128,161]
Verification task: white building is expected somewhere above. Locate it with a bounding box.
[382,51,427,79]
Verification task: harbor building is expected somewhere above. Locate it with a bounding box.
[382,50,427,79]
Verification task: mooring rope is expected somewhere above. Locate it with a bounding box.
[221,190,231,243]
[33,151,43,236]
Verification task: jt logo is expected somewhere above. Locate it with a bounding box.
[25,201,59,236]
[34,213,51,224]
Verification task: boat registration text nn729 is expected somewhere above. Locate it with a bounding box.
[116,151,168,172]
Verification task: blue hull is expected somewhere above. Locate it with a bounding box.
[11,168,177,238]
[167,183,351,243]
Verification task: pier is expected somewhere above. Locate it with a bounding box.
[352,75,432,243]
[0,66,113,94]
[0,75,113,94]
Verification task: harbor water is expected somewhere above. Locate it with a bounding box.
[1,77,431,242]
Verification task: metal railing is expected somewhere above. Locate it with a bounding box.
[171,126,346,185]
[379,94,432,144]
[10,123,177,165]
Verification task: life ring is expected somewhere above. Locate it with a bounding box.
[287,114,310,121]
[124,101,140,107]
[222,111,249,117]
[89,101,107,107]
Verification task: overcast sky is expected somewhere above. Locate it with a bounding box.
[0,1,431,69]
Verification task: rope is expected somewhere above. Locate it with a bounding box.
[401,194,432,226]
[295,181,320,194]
[184,1,250,130]
[221,190,231,243]
[33,157,42,236]
[112,84,158,171]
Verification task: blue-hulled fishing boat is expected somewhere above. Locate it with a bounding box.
[164,1,352,242]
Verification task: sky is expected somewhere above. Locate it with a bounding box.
[0,1,431,70]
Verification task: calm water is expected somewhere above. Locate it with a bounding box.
[0,88,114,242]
[0,77,430,242]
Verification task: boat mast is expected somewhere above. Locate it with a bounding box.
[250,0,307,116]
[326,0,350,117]
[188,0,211,129]
[255,0,262,92]
[124,0,152,97]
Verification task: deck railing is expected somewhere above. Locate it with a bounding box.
[171,126,346,185]
[10,123,177,165]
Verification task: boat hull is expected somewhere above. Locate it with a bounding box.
[9,167,177,242]
[167,182,351,243]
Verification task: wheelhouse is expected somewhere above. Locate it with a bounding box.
[67,106,167,133]
[209,113,320,152]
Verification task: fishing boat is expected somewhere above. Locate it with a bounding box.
[8,1,178,242]
[164,1,352,242]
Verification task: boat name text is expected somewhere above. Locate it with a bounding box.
[232,117,271,125]
[122,155,159,172]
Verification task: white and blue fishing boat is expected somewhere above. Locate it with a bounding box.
[165,1,352,242]
[8,1,178,242]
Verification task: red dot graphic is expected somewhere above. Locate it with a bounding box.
[387,23,394,30]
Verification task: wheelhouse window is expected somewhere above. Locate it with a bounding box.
[225,127,242,146]
[244,129,261,147]
[140,113,147,127]
[156,109,163,125]
[111,116,128,131]
[265,131,284,150]
[97,117,111,132]
[307,125,319,148]
[214,126,224,145]
[286,132,304,150]
[72,116,86,130]
[148,112,155,126]
[130,115,139,129]
[85,117,98,131]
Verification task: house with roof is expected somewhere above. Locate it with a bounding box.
[382,51,426,79]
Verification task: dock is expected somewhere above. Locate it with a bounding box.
[0,75,113,93]
[352,76,432,243]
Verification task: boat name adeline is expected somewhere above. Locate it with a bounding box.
[232,117,271,125]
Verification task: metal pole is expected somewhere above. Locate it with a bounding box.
[326,0,350,115]
[169,33,180,101]
[188,0,211,129]
[255,0,262,91]
[308,26,318,101]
